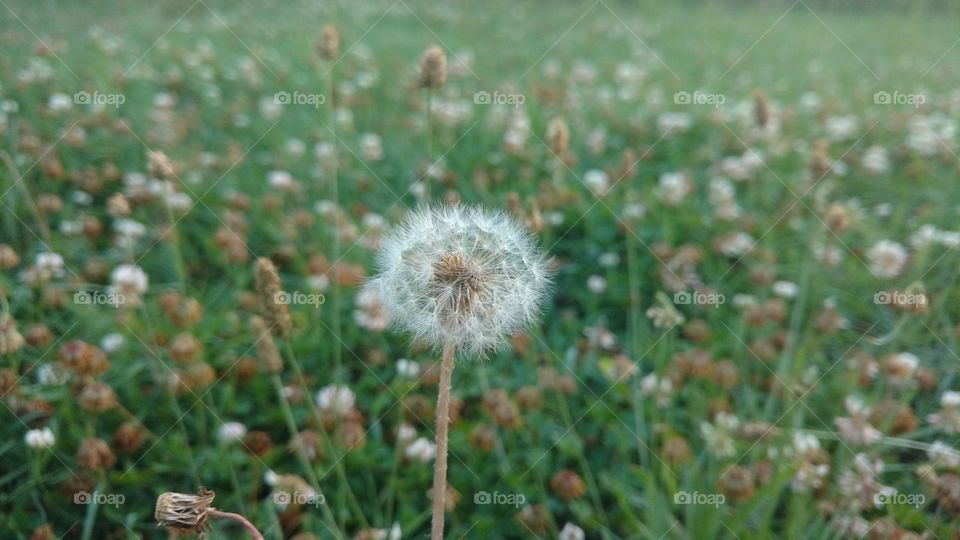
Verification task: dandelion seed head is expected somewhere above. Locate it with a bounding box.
[364,205,552,357]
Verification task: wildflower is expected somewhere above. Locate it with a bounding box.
[253,258,292,339]
[155,490,215,533]
[76,437,116,470]
[112,422,144,454]
[927,391,960,434]
[717,465,756,503]
[0,244,19,269]
[417,45,447,89]
[397,423,417,445]
[586,275,607,294]
[640,373,673,406]
[701,412,739,458]
[316,24,340,60]
[316,384,355,415]
[354,286,390,331]
[405,437,437,462]
[545,117,570,155]
[646,292,685,329]
[396,358,420,378]
[559,523,585,540]
[359,133,384,162]
[584,169,610,196]
[249,315,283,373]
[772,281,798,298]
[834,396,881,445]
[218,422,248,443]
[25,427,55,449]
[866,240,908,279]
[363,206,551,357]
[657,172,692,206]
[78,381,117,413]
[0,314,25,355]
[109,264,148,307]
[550,470,587,500]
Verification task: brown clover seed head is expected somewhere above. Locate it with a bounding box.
[0,244,20,270]
[717,465,756,503]
[78,380,117,413]
[550,470,587,500]
[76,437,116,470]
[112,421,144,454]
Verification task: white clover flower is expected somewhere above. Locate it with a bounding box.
[25,427,55,449]
[110,264,149,307]
[866,240,908,279]
[316,384,355,414]
[404,437,436,462]
[559,522,585,540]
[218,422,248,443]
[363,205,552,357]
[587,275,607,294]
[396,359,420,378]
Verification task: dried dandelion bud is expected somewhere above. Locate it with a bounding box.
[316,25,340,60]
[249,315,283,373]
[155,489,215,533]
[417,45,447,90]
[546,117,570,155]
[76,437,116,470]
[254,258,292,339]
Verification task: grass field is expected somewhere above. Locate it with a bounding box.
[2,0,960,538]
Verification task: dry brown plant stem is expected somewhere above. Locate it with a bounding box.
[431,343,456,540]
[207,508,265,540]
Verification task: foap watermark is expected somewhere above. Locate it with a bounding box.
[673,90,725,108]
[873,91,925,108]
[74,290,125,308]
[473,91,525,109]
[273,490,325,507]
[274,90,326,108]
[74,91,125,108]
[674,290,725,307]
[873,490,925,508]
[274,291,326,309]
[674,490,725,508]
[74,490,125,507]
[474,490,526,508]
[874,290,927,307]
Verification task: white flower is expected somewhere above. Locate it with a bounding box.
[866,240,908,279]
[363,206,552,357]
[772,281,798,298]
[657,172,691,206]
[404,437,436,462]
[37,363,69,386]
[110,264,149,306]
[559,522,585,540]
[354,286,390,332]
[267,170,295,190]
[587,275,607,294]
[25,427,55,449]
[36,252,65,277]
[218,422,248,443]
[101,333,125,354]
[316,385,355,414]
[397,423,417,444]
[942,391,960,408]
[396,358,420,378]
[359,133,384,161]
[48,93,72,112]
[584,169,610,196]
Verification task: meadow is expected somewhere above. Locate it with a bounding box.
[1,0,960,538]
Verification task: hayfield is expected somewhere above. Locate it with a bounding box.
[2,1,960,538]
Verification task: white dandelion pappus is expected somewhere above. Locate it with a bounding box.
[364,205,552,357]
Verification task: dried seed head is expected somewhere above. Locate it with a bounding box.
[78,380,117,413]
[317,25,340,60]
[155,489,215,532]
[364,205,552,357]
[0,244,20,270]
[753,89,770,128]
[0,314,25,355]
[147,150,175,179]
[249,315,283,373]
[549,470,586,500]
[717,465,756,503]
[76,437,116,470]
[254,258,292,339]
[546,117,570,155]
[417,45,447,90]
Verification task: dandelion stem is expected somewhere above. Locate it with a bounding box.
[430,343,456,540]
[208,508,265,540]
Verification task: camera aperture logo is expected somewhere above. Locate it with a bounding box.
[673,90,725,108]
[274,291,325,309]
[273,490,325,507]
[473,91,525,109]
[74,290,125,308]
[274,90,326,108]
[74,91,125,108]
[674,490,725,508]
[674,290,725,307]
[474,490,526,508]
[74,490,125,507]
[873,490,925,508]
[873,91,925,108]
[874,290,926,307]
